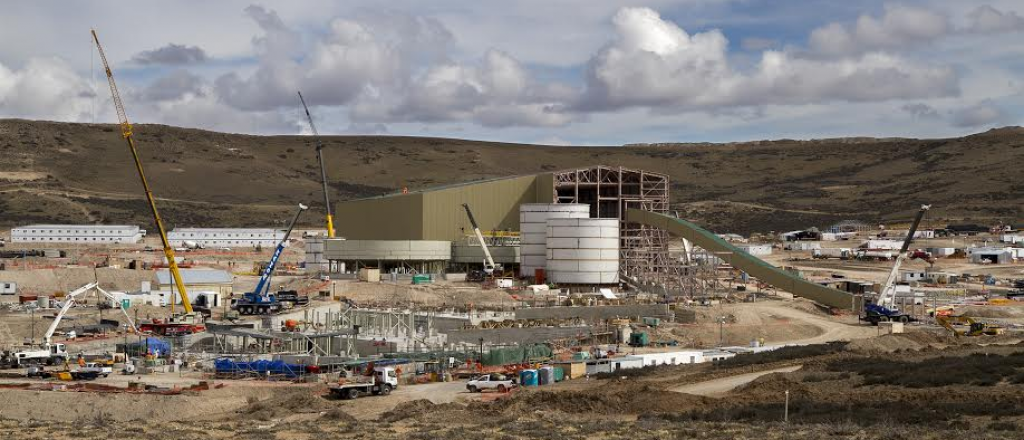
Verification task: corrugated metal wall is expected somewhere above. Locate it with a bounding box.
[334,173,555,241]
[334,192,424,240]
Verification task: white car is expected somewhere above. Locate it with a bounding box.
[466,373,517,393]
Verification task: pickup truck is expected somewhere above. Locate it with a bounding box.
[466,373,516,393]
[328,366,398,399]
[78,362,113,378]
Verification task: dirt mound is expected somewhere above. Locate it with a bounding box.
[960,305,1024,319]
[239,388,332,421]
[732,373,810,399]
[485,384,708,416]
[846,331,949,354]
[379,399,467,423]
[321,408,357,423]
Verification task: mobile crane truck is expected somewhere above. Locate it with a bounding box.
[862,205,930,325]
[232,203,309,315]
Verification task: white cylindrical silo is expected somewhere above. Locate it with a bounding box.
[519,203,589,278]
[545,218,619,284]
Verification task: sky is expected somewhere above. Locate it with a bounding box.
[1,0,1023,145]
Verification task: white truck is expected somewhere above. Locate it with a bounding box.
[1,343,69,368]
[78,362,113,378]
[328,366,399,399]
[466,373,517,393]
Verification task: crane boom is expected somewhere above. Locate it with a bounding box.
[44,283,139,345]
[250,203,309,300]
[92,30,193,315]
[298,91,334,238]
[462,203,497,273]
[877,204,931,308]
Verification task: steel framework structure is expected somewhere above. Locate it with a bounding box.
[551,166,715,295]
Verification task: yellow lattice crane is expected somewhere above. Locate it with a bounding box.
[91,29,194,318]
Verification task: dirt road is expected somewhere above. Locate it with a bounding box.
[669,365,803,397]
[744,302,877,345]
[339,380,479,420]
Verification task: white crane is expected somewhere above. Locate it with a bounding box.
[876,204,931,310]
[4,283,139,367]
[462,203,498,274]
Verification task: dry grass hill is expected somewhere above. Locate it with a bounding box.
[0,119,1021,234]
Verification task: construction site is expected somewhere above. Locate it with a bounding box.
[2,24,1024,440]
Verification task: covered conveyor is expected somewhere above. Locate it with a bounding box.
[625,209,862,311]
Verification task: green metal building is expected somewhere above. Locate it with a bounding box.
[335,173,555,241]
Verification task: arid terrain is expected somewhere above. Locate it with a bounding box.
[2,331,1023,439]
[1,119,1021,233]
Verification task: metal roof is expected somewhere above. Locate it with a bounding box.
[156,269,233,285]
[14,224,139,230]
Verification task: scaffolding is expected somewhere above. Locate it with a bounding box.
[552,166,717,296]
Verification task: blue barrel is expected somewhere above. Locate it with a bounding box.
[520,369,538,387]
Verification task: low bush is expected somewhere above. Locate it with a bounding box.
[717,342,848,368]
[827,352,1024,388]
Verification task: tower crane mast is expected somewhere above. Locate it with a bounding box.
[91,30,193,317]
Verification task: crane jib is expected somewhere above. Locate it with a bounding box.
[254,244,285,297]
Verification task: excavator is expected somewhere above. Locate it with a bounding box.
[936,315,1005,338]
[93,30,202,336]
[862,205,930,325]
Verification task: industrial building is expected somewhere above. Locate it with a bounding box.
[11,224,143,244]
[332,165,675,287]
[168,228,285,248]
[323,240,452,274]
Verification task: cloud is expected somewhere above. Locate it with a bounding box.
[131,44,208,65]
[140,70,205,102]
[215,7,572,128]
[808,5,950,56]
[354,49,573,127]
[577,7,958,112]
[901,103,939,119]
[951,101,1005,127]
[0,57,94,121]
[965,5,1024,34]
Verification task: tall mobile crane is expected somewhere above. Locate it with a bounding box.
[462,203,499,277]
[863,204,930,325]
[92,30,200,333]
[233,203,309,315]
[298,91,334,238]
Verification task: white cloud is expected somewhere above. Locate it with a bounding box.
[578,7,958,112]
[0,57,94,121]
[808,5,950,56]
[965,5,1024,33]
[951,101,1006,127]
[131,44,208,65]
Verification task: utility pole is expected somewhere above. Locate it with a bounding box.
[784,390,790,423]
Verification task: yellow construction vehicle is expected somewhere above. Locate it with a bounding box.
[92,30,200,333]
[936,315,1005,338]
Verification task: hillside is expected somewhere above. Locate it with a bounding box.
[0,119,1021,234]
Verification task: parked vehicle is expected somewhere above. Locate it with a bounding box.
[328,366,398,399]
[79,362,113,378]
[466,373,517,393]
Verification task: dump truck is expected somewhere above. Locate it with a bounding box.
[328,366,398,399]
